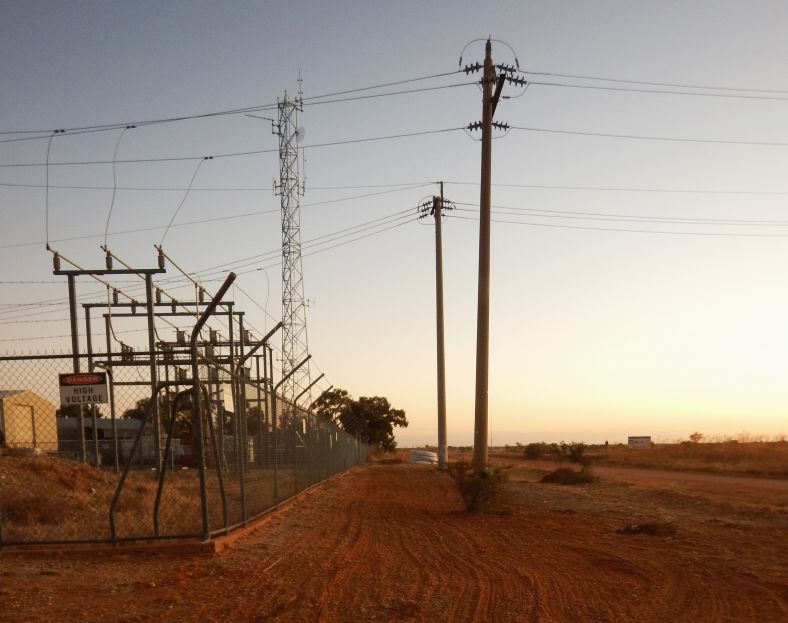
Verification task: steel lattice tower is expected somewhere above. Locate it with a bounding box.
[275,91,310,406]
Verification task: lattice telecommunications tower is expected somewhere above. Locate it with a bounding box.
[274,90,311,407]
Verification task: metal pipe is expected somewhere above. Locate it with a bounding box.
[153,389,191,536]
[95,357,118,472]
[145,274,162,475]
[236,313,247,524]
[191,272,236,541]
[308,385,334,410]
[268,345,276,499]
[237,322,283,367]
[271,354,311,502]
[109,382,164,542]
[294,373,324,406]
[67,274,87,463]
[85,309,100,467]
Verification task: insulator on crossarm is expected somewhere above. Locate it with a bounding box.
[506,75,527,87]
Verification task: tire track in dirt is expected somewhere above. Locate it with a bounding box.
[3,463,786,622]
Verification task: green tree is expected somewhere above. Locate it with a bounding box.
[312,388,407,452]
[312,388,352,424]
[341,395,407,452]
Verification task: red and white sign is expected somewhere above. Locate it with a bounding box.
[59,372,109,405]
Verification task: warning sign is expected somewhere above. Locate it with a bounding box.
[59,372,109,405]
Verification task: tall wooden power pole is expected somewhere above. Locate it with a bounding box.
[473,40,495,471]
[435,184,448,469]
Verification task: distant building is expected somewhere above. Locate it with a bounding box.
[0,389,58,451]
[628,435,652,449]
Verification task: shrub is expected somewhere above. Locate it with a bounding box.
[540,466,595,485]
[523,442,548,460]
[446,460,508,511]
[551,441,591,466]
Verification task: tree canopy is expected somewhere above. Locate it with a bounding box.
[312,388,407,452]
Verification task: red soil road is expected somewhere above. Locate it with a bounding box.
[2,464,787,622]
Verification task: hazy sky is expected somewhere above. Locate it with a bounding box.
[1,1,787,445]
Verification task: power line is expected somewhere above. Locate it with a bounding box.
[447,213,788,237]
[232,218,415,278]
[0,127,463,168]
[159,157,210,245]
[0,69,463,139]
[452,202,788,226]
[302,69,462,103]
[303,81,474,107]
[5,178,787,197]
[527,80,788,103]
[0,184,428,250]
[189,209,416,278]
[0,209,275,250]
[510,125,788,147]
[0,180,434,191]
[517,68,788,95]
[444,181,788,196]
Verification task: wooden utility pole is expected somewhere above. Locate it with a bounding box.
[473,39,495,471]
[434,183,448,469]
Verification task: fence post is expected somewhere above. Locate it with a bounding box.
[191,272,236,541]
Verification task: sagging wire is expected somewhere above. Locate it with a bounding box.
[104,125,135,247]
[159,156,212,245]
[44,129,64,249]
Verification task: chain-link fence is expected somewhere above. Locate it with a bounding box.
[0,349,370,546]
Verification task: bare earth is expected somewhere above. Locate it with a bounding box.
[1,460,786,622]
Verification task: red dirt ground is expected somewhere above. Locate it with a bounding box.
[2,461,786,622]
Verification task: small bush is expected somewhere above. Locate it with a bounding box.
[551,441,591,466]
[523,442,549,460]
[540,466,595,485]
[446,460,508,511]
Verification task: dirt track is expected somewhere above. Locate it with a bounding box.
[2,463,786,622]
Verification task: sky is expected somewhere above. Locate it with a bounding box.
[1,1,787,446]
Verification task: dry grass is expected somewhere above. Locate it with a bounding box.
[0,449,324,543]
[0,451,204,542]
[592,440,788,478]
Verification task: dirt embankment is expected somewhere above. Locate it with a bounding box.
[2,463,787,622]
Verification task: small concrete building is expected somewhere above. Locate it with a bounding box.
[0,389,58,451]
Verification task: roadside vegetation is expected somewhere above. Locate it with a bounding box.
[537,441,596,485]
[446,460,508,511]
[593,438,788,478]
[512,434,788,479]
